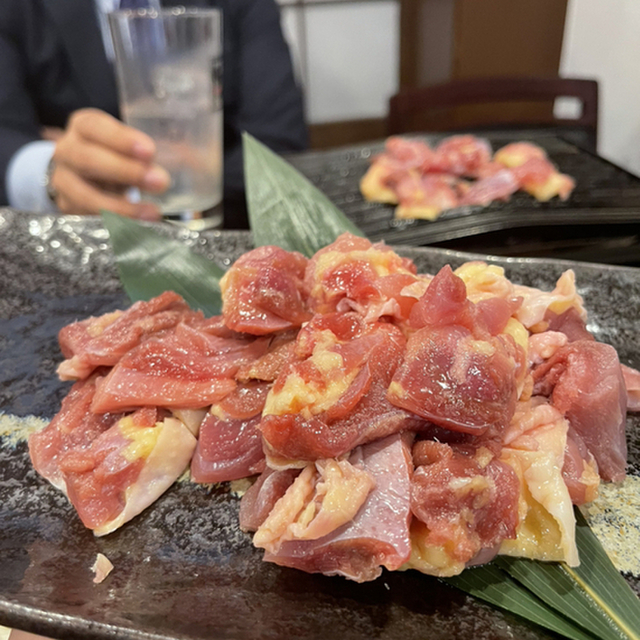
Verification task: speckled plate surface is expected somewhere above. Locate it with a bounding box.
[1,208,638,640]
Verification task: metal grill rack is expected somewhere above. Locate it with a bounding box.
[286,131,640,264]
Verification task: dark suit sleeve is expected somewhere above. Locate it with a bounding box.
[0,8,42,205]
[221,0,308,227]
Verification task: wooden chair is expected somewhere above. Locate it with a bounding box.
[387,76,599,152]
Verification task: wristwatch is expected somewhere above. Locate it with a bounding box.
[44,157,59,205]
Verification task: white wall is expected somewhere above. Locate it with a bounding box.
[280,1,400,125]
[560,0,640,176]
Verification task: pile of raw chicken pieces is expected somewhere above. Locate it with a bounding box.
[29,233,639,582]
[360,136,575,220]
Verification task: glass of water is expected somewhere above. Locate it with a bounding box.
[108,7,223,222]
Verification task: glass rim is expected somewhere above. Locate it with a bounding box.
[109,7,221,19]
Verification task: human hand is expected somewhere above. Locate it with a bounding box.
[40,126,64,142]
[49,108,170,219]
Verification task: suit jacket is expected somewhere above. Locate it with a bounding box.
[0,0,308,227]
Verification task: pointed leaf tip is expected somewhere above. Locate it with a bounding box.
[242,132,364,257]
[101,210,224,316]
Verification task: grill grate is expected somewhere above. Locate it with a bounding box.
[285,131,640,251]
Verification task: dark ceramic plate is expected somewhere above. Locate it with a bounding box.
[1,209,638,640]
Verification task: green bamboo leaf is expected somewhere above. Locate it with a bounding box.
[571,509,640,637]
[101,210,224,316]
[443,564,599,640]
[495,510,640,640]
[243,132,364,257]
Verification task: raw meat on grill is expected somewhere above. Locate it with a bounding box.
[385,136,439,172]
[431,135,494,177]
[458,169,519,207]
[494,142,575,202]
[394,172,461,221]
[360,137,440,204]
[360,135,575,220]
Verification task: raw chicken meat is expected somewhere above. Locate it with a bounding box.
[30,233,631,584]
[360,135,575,220]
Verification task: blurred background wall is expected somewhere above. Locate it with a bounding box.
[559,0,640,177]
[277,0,640,178]
[279,0,400,146]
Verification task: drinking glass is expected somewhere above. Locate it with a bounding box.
[108,8,223,222]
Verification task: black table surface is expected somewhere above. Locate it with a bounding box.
[285,130,640,266]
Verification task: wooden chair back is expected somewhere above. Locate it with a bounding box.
[387,76,599,151]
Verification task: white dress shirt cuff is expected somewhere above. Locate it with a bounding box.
[6,140,58,214]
